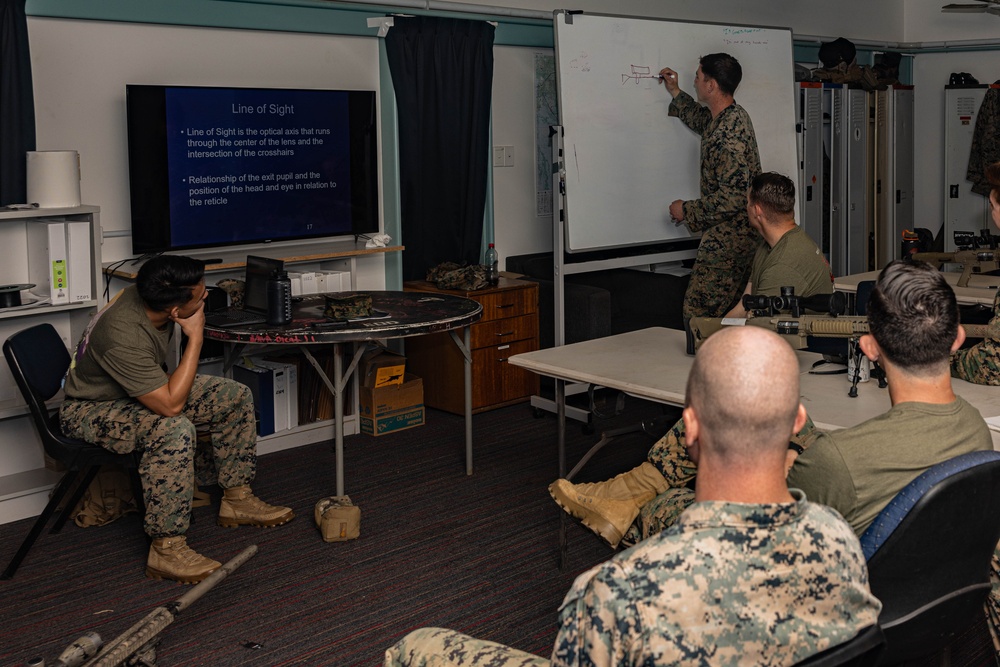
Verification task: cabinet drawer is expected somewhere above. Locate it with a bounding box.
[472,338,539,408]
[476,287,536,322]
[471,313,537,349]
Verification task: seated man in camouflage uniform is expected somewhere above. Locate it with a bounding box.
[384,326,880,667]
[60,255,294,584]
[952,161,1000,385]
[723,171,832,319]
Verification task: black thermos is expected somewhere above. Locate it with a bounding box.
[266,270,292,325]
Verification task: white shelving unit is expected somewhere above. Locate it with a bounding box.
[0,205,103,524]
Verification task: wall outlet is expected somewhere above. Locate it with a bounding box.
[503,145,514,167]
[493,145,505,168]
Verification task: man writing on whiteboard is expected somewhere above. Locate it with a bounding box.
[659,53,762,322]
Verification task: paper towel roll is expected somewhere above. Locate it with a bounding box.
[26,150,81,208]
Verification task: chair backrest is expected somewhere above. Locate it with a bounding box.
[3,323,73,445]
[859,450,1000,662]
[792,625,884,667]
[854,280,875,316]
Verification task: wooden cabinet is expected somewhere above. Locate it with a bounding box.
[404,277,539,414]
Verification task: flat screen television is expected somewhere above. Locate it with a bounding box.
[126,84,379,255]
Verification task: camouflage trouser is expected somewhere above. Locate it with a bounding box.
[59,375,257,538]
[682,257,753,321]
[987,551,1000,658]
[384,628,548,667]
[621,414,818,546]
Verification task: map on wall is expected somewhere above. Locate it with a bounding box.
[534,53,558,218]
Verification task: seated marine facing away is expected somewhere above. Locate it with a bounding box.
[60,255,294,584]
[385,326,881,667]
[724,170,833,319]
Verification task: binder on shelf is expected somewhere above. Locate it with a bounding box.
[256,358,299,430]
[299,272,318,295]
[26,220,69,305]
[320,270,347,292]
[232,362,275,436]
[252,358,288,432]
[65,221,93,302]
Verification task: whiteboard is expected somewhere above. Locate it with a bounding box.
[554,11,797,253]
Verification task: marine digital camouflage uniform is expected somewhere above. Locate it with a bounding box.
[952,290,1000,384]
[949,292,1000,654]
[669,91,762,320]
[385,492,880,667]
[61,374,257,537]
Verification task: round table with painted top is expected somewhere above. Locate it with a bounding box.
[204,291,483,496]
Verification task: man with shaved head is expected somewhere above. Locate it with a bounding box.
[385,326,879,667]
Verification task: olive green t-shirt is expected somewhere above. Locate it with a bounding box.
[64,286,172,401]
[786,397,992,535]
[749,225,833,298]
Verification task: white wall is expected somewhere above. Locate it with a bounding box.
[468,0,905,42]
[911,52,1000,241]
[27,17,387,284]
[905,0,1000,43]
[27,2,909,275]
[491,46,553,264]
[903,1,1000,240]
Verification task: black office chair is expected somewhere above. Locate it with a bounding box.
[792,624,885,667]
[858,450,1000,664]
[1,323,145,580]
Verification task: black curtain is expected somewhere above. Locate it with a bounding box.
[385,16,495,281]
[0,0,34,206]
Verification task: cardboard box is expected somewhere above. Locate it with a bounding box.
[361,347,406,389]
[359,373,424,436]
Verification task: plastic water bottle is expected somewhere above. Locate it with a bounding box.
[485,243,499,286]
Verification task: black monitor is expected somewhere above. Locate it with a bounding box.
[126,85,380,255]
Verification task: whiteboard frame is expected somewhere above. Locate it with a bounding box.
[553,9,798,254]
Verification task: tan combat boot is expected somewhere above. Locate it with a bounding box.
[146,536,221,584]
[218,485,295,528]
[548,462,669,548]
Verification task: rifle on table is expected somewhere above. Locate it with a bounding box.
[911,250,1000,288]
[37,545,257,667]
[689,314,989,397]
[691,314,990,351]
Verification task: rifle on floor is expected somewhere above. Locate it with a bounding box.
[37,545,258,667]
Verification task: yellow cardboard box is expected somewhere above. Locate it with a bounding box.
[361,347,406,389]
[359,373,424,436]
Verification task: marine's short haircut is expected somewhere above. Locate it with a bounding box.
[867,260,959,374]
[136,255,206,312]
[699,52,743,96]
[749,172,796,218]
[686,326,800,460]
